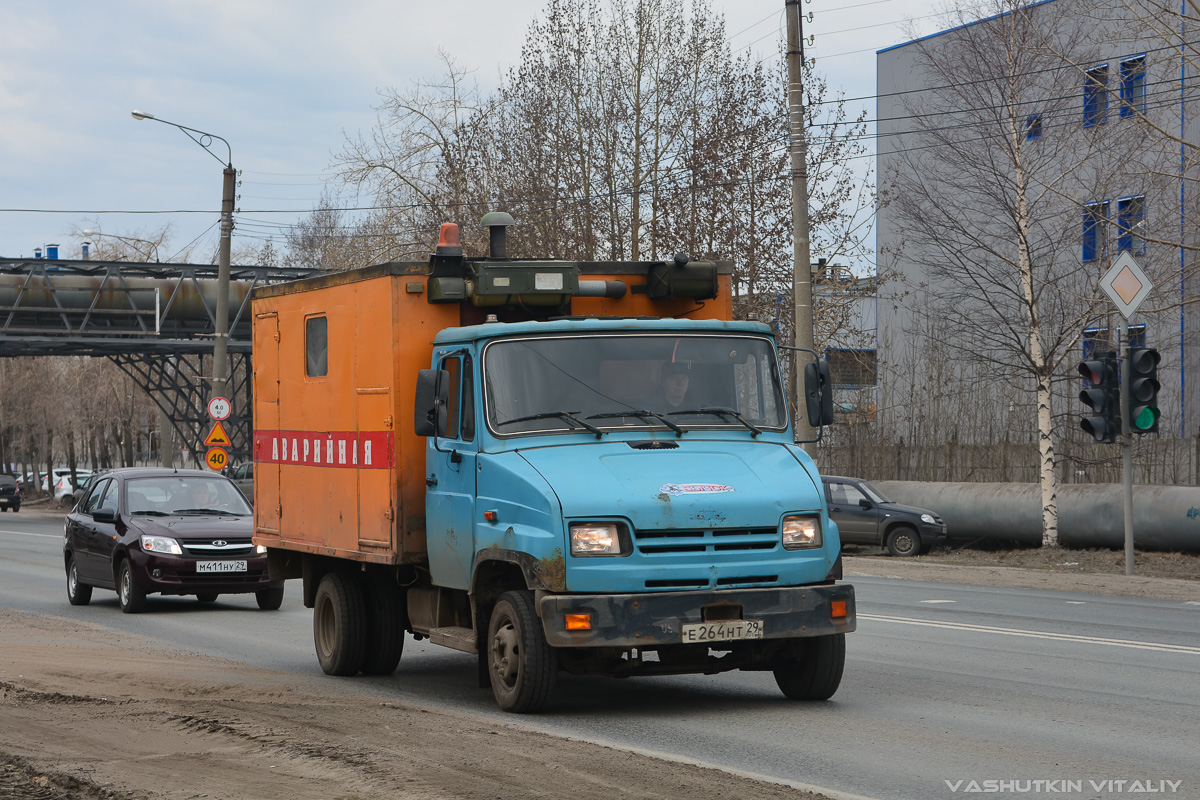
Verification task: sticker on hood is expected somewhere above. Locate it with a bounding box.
[659,483,735,496]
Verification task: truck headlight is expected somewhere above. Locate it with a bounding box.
[781,516,821,550]
[570,522,627,556]
[140,535,183,555]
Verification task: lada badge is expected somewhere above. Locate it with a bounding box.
[659,483,735,496]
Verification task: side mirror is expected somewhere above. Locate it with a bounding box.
[804,360,834,427]
[93,508,118,524]
[858,498,873,510]
[413,369,450,437]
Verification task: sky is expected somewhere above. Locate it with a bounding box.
[0,0,945,264]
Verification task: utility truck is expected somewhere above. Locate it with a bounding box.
[252,213,854,712]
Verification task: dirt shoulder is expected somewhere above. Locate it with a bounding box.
[844,543,1200,602]
[0,610,831,800]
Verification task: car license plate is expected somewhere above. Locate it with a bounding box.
[196,560,247,573]
[681,619,763,643]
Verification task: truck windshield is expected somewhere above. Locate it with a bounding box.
[484,334,787,436]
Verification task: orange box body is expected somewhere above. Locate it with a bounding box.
[251,261,732,566]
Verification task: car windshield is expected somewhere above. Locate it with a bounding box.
[484,333,787,436]
[125,476,251,516]
[859,481,892,504]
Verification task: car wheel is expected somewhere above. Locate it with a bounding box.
[360,575,405,675]
[487,590,557,713]
[313,572,366,676]
[773,633,846,701]
[196,593,219,603]
[255,586,285,611]
[66,556,92,606]
[885,526,921,557]
[118,560,147,614]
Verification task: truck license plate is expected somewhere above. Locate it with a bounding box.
[196,560,247,573]
[681,619,763,643]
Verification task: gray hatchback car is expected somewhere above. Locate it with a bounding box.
[822,475,946,557]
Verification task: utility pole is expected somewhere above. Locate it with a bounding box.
[213,164,236,402]
[786,0,816,443]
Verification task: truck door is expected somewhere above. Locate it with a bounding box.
[424,351,477,590]
[254,312,281,533]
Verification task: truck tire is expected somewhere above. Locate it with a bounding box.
[773,633,845,701]
[360,575,405,675]
[313,572,367,676]
[487,590,557,713]
[886,525,921,557]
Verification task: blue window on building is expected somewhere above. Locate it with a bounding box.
[1083,201,1108,262]
[1120,56,1146,118]
[1117,195,1145,254]
[1025,113,1043,140]
[1083,64,1108,127]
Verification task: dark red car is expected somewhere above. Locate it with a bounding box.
[63,468,283,613]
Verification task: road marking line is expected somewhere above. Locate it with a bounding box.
[0,529,61,539]
[859,613,1200,656]
[1065,601,1087,605]
[920,599,956,604]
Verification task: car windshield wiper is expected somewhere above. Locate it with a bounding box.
[170,507,240,515]
[667,406,762,437]
[587,410,685,437]
[130,510,171,516]
[502,411,606,439]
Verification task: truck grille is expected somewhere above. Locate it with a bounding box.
[634,528,778,555]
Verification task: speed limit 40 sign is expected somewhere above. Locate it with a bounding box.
[205,447,229,472]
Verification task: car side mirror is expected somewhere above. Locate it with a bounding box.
[858,498,873,510]
[93,508,118,524]
[414,369,450,437]
[804,360,834,427]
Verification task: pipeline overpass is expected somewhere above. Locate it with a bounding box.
[0,257,319,468]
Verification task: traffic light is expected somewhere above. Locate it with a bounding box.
[1078,350,1119,443]
[1127,346,1161,434]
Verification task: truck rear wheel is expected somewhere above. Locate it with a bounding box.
[773,633,845,701]
[361,575,406,675]
[487,590,557,713]
[313,572,367,676]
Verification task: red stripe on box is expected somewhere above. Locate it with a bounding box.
[253,431,395,469]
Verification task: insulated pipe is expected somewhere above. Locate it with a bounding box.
[0,274,251,321]
[577,280,628,298]
[873,481,1200,552]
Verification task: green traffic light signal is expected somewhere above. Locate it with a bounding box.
[1127,346,1160,434]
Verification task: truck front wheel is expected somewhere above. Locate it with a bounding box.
[313,572,366,676]
[487,590,557,713]
[773,633,846,701]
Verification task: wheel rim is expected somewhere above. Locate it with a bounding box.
[119,566,130,605]
[896,533,916,554]
[68,562,78,596]
[491,619,521,690]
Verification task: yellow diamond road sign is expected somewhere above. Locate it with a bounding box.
[1100,252,1153,319]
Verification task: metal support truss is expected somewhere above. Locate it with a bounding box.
[0,257,317,468]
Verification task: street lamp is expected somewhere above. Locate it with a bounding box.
[81,228,161,262]
[131,109,235,405]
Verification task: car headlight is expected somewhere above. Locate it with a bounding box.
[570,522,626,556]
[781,515,822,549]
[140,535,183,555]
[921,514,936,524]
[256,544,267,554]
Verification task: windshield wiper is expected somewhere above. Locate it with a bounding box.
[667,406,762,437]
[587,410,684,437]
[130,510,170,516]
[170,508,241,515]
[502,411,605,439]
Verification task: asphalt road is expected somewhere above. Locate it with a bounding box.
[2,511,1198,800]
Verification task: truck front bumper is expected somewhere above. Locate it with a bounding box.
[537,584,855,648]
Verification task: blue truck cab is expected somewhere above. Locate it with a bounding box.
[416,315,855,711]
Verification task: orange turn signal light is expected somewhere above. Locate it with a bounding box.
[484,510,498,522]
[830,600,848,619]
[565,613,592,631]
